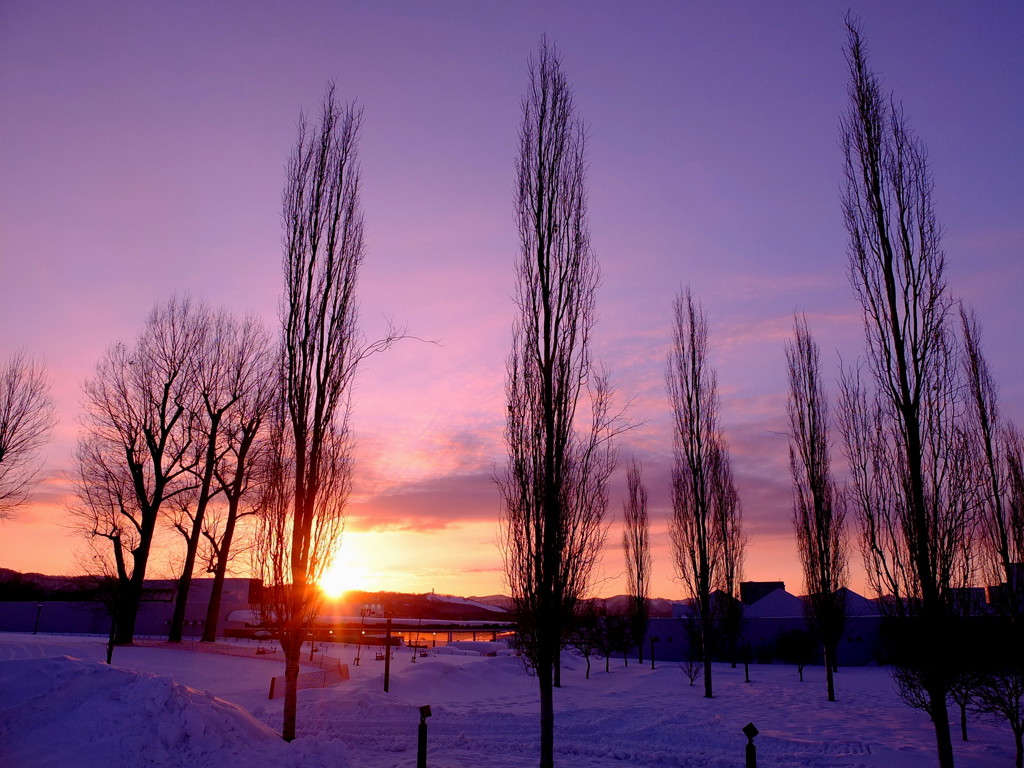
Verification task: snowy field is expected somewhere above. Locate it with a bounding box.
[0,632,1015,767]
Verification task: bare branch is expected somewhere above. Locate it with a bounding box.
[621,456,650,663]
[497,37,625,768]
[838,16,982,765]
[253,83,377,742]
[786,314,847,701]
[0,351,56,517]
[667,287,744,698]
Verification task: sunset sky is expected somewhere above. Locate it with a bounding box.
[2,1,1022,600]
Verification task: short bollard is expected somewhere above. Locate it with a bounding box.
[417,705,432,768]
[743,722,759,768]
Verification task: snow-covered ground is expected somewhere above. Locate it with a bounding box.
[0,632,1015,767]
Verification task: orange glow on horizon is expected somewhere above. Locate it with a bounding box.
[318,533,379,598]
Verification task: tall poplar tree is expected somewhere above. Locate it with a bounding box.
[498,37,621,768]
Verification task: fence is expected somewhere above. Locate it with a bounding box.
[268,655,350,699]
[133,638,280,659]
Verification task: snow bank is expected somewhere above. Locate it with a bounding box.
[444,639,509,655]
[430,645,480,656]
[0,634,1016,768]
[0,655,352,768]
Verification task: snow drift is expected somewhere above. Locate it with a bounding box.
[0,655,351,768]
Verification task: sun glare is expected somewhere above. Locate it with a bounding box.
[318,537,374,599]
[318,562,353,600]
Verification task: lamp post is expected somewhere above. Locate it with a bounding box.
[650,636,659,670]
[33,603,43,634]
[354,607,370,666]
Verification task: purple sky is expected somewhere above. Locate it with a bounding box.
[2,1,1022,598]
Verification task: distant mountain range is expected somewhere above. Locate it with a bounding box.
[1,568,683,619]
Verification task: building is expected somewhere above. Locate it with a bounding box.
[0,578,259,638]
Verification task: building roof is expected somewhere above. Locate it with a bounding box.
[743,588,805,618]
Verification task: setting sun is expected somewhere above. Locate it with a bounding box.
[318,536,376,598]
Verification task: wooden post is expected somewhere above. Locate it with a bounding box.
[743,722,759,768]
[384,617,392,693]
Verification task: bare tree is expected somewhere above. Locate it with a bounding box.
[252,84,399,742]
[667,287,744,699]
[167,310,273,642]
[961,307,1024,616]
[713,443,745,666]
[0,351,55,517]
[253,387,350,739]
[569,601,603,680]
[497,37,623,768]
[959,308,1024,765]
[199,323,275,642]
[838,17,981,767]
[72,296,203,644]
[786,313,847,702]
[681,656,702,687]
[975,659,1024,768]
[622,457,650,663]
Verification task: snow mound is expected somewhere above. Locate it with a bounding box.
[445,640,508,655]
[0,656,351,768]
[430,645,480,656]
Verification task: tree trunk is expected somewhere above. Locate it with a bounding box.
[202,445,247,642]
[201,553,229,643]
[282,648,300,742]
[168,528,202,642]
[929,687,956,768]
[539,659,554,768]
[824,643,837,702]
[1013,726,1022,768]
[170,413,220,643]
[959,702,968,741]
[113,581,141,645]
[201,503,241,642]
[115,502,161,645]
[701,610,713,698]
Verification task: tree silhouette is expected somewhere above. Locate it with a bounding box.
[622,457,651,664]
[838,17,980,767]
[73,296,203,644]
[667,287,744,699]
[0,351,55,518]
[498,37,623,768]
[786,313,847,701]
[253,83,401,742]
